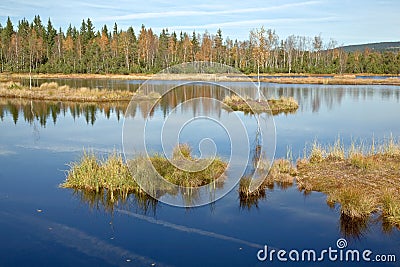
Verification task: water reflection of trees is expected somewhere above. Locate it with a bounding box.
[0,98,129,126]
[2,84,396,125]
[156,84,225,118]
[132,84,228,119]
[261,84,400,113]
[142,82,400,114]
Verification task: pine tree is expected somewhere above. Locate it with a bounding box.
[46,18,57,63]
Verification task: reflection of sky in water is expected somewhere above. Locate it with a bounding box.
[2,83,398,159]
[178,118,231,158]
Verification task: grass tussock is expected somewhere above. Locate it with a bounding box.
[61,144,228,202]
[267,97,299,113]
[223,94,298,115]
[0,81,160,102]
[239,158,297,201]
[296,136,400,226]
[381,189,400,227]
[150,144,227,187]
[308,138,346,163]
[4,81,23,89]
[61,151,141,202]
[131,91,161,100]
[329,187,378,218]
[238,177,267,209]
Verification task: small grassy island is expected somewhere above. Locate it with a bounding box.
[223,95,299,114]
[0,81,160,102]
[239,137,400,227]
[61,144,227,202]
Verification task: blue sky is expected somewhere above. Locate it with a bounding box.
[0,0,399,45]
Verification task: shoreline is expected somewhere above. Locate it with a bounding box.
[1,72,400,86]
[240,138,400,227]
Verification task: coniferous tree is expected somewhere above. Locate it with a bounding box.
[0,16,398,74]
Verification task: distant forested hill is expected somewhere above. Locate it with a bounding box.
[341,41,400,52]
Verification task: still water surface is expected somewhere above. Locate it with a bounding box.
[0,80,399,266]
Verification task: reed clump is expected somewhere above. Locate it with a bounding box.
[4,81,23,89]
[61,151,141,202]
[381,190,400,227]
[150,144,227,187]
[223,95,298,114]
[39,82,59,90]
[328,187,378,218]
[238,136,400,225]
[61,144,228,202]
[239,158,297,200]
[131,90,161,100]
[296,136,400,225]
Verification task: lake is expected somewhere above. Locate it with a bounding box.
[0,80,399,266]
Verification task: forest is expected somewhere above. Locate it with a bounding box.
[0,16,399,75]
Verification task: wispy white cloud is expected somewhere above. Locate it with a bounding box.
[0,0,47,17]
[101,10,217,21]
[98,1,321,21]
[160,16,340,31]
[76,2,124,10]
[227,1,321,14]
[0,5,18,17]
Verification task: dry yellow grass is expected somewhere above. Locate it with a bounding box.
[223,95,299,114]
[239,137,400,226]
[296,138,400,226]
[61,145,228,203]
[0,81,133,102]
[239,158,297,198]
[61,151,142,203]
[0,81,160,102]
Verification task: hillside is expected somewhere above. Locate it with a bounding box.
[341,41,400,52]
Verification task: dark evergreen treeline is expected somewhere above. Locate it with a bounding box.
[0,16,399,74]
[341,41,400,53]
